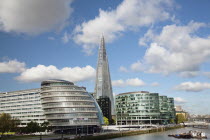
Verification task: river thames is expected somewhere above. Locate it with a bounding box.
[110,127,210,140]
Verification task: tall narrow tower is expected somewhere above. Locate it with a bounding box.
[95,36,115,118]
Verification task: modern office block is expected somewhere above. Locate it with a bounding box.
[0,89,46,127]
[159,95,169,122]
[95,36,115,116]
[96,97,111,120]
[40,79,103,134]
[116,91,175,125]
[168,97,176,121]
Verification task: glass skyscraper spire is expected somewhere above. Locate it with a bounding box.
[95,36,115,116]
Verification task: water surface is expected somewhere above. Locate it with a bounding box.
[110,127,210,140]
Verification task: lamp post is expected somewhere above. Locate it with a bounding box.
[40,132,42,140]
[150,116,152,125]
[61,127,64,140]
[121,109,122,126]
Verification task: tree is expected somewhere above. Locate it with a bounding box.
[103,117,109,125]
[169,119,175,124]
[25,121,41,133]
[109,118,116,125]
[40,121,50,132]
[0,113,19,136]
[176,114,186,124]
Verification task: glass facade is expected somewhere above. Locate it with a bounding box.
[40,79,103,132]
[0,80,104,134]
[116,91,175,125]
[95,36,115,115]
[0,89,46,127]
[97,97,111,120]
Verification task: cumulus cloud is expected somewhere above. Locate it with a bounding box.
[0,60,26,73]
[174,82,210,92]
[73,0,173,54]
[16,65,95,83]
[112,78,146,87]
[0,0,73,35]
[174,97,187,103]
[135,21,210,75]
[130,61,145,72]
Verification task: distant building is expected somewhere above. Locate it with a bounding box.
[115,91,175,125]
[40,79,104,134]
[175,105,188,120]
[0,89,46,127]
[189,114,210,123]
[94,36,115,118]
[96,97,111,120]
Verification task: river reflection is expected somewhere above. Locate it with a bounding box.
[110,127,210,140]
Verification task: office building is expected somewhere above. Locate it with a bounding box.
[115,91,175,125]
[95,36,115,119]
[159,96,175,124]
[175,105,188,120]
[96,97,111,120]
[40,79,104,133]
[0,80,104,134]
[0,89,46,127]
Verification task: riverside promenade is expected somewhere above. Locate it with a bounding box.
[73,124,184,140]
[5,124,183,140]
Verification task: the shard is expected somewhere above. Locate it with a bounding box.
[95,36,115,116]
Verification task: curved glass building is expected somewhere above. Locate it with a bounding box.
[116,91,175,125]
[40,79,103,134]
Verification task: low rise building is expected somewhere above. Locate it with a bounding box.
[0,89,46,127]
[116,91,175,125]
[175,105,188,120]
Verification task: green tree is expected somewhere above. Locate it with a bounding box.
[169,119,175,124]
[40,121,50,132]
[0,113,19,136]
[109,118,116,125]
[103,117,109,125]
[176,114,186,124]
[25,121,41,133]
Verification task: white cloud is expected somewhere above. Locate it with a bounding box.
[151,82,159,86]
[16,65,95,83]
[0,0,73,35]
[73,0,173,54]
[112,80,125,87]
[112,78,146,87]
[130,61,145,72]
[62,31,71,43]
[0,60,26,73]
[174,97,187,103]
[135,21,210,75]
[119,66,128,72]
[174,82,210,92]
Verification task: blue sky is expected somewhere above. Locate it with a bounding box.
[0,0,210,114]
